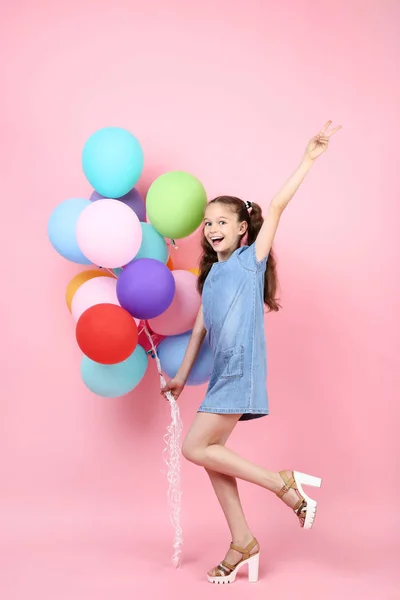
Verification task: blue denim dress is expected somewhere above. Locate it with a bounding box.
[199,243,269,421]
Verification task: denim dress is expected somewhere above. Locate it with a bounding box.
[199,243,269,421]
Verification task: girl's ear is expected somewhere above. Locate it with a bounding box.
[239,221,248,235]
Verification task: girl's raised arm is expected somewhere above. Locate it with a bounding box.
[255,120,341,262]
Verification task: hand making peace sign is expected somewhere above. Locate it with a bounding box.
[304,120,342,161]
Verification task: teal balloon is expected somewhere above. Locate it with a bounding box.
[82,127,144,198]
[132,223,168,264]
[48,198,92,264]
[81,344,148,398]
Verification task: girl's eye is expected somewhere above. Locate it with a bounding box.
[205,222,211,227]
[219,221,226,225]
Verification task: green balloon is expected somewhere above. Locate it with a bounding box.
[146,171,207,239]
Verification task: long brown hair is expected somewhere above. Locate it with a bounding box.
[197,196,280,312]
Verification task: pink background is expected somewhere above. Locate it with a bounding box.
[1,0,399,598]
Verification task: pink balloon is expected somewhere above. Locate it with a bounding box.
[148,270,200,336]
[71,277,139,326]
[71,277,119,322]
[76,199,142,268]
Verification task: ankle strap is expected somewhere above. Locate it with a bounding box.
[276,471,297,499]
[230,538,258,560]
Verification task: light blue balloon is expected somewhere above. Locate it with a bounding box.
[81,344,148,398]
[48,198,92,264]
[82,127,144,198]
[158,331,213,386]
[112,268,123,277]
[131,223,168,264]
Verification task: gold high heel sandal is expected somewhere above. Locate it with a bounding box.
[276,470,322,529]
[207,538,260,584]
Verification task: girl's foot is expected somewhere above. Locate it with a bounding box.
[207,538,260,584]
[276,470,322,529]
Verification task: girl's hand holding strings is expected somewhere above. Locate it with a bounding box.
[161,378,186,401]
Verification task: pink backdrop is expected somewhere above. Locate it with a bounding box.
[1,0,399,598]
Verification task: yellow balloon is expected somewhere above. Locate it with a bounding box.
[189,268,199,276]
[65,269,114,312]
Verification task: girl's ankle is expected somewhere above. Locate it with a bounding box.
[231,533,255,547]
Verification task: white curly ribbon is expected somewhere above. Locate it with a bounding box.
[143,322,183,568]
[99,267,183,566]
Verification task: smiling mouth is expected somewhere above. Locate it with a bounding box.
[210,236,224,247]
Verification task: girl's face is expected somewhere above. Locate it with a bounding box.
[203,202,247,260]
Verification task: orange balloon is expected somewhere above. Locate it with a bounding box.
[188,268,199,276]
[66,269,114,312]
[76,304,138,365]
[166,256,174,270]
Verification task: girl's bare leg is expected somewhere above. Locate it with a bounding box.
[204,422,258,575]
[182,412,302,511]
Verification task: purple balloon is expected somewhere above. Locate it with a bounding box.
[90,188,146,221]
[116,259,175,320]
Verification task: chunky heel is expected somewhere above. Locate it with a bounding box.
[248,553,259,583]
[277,470,322,530]
[294,471,322,488]
[207,538,260,584]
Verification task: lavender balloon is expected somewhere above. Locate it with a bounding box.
[90,188,146,221]
[117,259,175,320]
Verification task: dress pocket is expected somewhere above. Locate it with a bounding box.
[220,345,244,379]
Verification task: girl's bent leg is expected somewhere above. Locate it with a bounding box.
[183,413,320,525]
[182,412,282,493]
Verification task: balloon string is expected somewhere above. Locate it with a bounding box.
[98,266,118,279]
[142,322,183,568]
[169,239,179,250]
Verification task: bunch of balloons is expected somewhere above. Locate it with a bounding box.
[48,126,214,398]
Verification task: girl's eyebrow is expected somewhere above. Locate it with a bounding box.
[203,216,230,221]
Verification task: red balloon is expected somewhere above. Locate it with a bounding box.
[76,303,138,364]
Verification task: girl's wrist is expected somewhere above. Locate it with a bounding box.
[175,373,187,384]
[301,154,315,170]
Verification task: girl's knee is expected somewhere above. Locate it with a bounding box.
[182,439,204,465]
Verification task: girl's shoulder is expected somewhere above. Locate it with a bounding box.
[236,244,268,273]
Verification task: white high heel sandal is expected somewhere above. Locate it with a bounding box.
[277,471,322,529]
[207,538,260,584]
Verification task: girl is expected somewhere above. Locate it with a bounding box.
[162,120,341,584]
